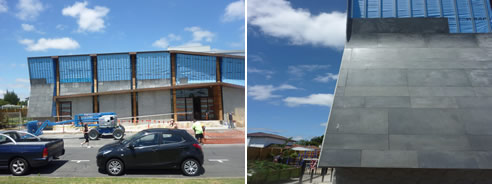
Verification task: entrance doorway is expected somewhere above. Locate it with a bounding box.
[176,88,216,121]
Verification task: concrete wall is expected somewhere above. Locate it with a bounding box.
[27,84,54,118]
[137,90,172,120]
[137,79,171,89]
[333,168,492,184]
[60,82,92,95]
[320,18,492,170]
[59,97,92,116]
[222,87,245,125]
[99,94,132,118]
[98,80,131,92]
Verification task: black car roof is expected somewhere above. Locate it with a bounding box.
[142,128,186,133]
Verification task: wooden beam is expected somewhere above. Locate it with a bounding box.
[131,54,137,122]
[53,82,244,100]
[216,57,221,82]
[171,53,176,86]
[92,56,98,113]
[56,101,60,122]
[213,86,223,121]
[168,50,244,59]
[173,89,177,121]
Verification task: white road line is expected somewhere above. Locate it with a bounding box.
[208,159,229,163]
[70,160,90,163]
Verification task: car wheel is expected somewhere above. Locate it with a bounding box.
[113,128,124,140]
[181,158,200,176]
[10,157,29,176]
[106,159,124,176]
[88,129,99,140]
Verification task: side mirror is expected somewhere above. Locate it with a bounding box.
[127,143,135,149]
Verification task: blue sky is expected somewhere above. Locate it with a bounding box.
[247,0,347,140]
[0,0,245,99]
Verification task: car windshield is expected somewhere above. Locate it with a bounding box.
[121,131,145,144]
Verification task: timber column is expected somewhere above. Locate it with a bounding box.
[215,57,224,121]
[53,56,60,121]
[91,54,99,113]
[130,53,138,122]
[171,53,177,121]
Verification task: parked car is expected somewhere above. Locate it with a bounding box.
[0,130,65,176]
[97,128,204,176]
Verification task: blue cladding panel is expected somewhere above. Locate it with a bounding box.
[412,0,426,17]
[28,57,55,84]
[397,0,411,17]
[59,56,92,83]
[353,0,365,17]
[352,0,492,33]
[368,0,380,17]
[136,52,171,80]
[427,0,442,17]
[472,0,489,32]
[221,57,245,86]
[457,0,474,32]
[383,0,395,17]
[176,54,216,85]
[97,54,131,82]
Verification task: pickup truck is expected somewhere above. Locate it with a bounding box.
[0,130,65,175]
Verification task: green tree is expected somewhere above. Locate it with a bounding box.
[18,97,29,106]
[3,90,20,105]
[0,99,7,106]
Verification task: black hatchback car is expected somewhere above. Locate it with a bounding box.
[96,128,204,176]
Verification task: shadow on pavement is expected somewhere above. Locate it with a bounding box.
[0,160,68,176]
[98,166,206,176]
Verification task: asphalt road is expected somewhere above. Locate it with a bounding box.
[0,134,245,178]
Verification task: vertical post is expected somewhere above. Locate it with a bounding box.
[453,0,461,32]
[439,0,443,17]
[54,56,60,121]
[424,0,428,17]
[321,168,327,182]
[92,55,98,113]
[484,0,492,32]
[130,53,137,122]
[468,0,476,32]
[395,0,398,17]
[171,53,177,122]
[299,160,306,184]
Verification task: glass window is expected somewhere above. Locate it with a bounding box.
[0,135,13,144]
[133,133,159,147]
[162,133,184,144]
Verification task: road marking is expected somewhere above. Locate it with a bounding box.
[208,159,229,163]
[70,160,90,163]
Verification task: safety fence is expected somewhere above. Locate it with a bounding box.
[248,147,320,166]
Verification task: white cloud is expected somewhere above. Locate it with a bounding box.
[152,34,182,49]
[19,37,80,51]
[62,1,110,32]
[16,0,44,20]
[288,64,330,77]
[283,93,334,107]
[21,23,34,31]
[185,26,215,42]
[56,24,67,30]
[314,72,338,83]
[248,0,346,48]
[320,122,328,126]
[248,84,298,100]
[223,0,244,22]
[15,78,29,83]
[249,54,264,63]
[0,0,8,13]
[248,67,274,79]
[292,136,303,141]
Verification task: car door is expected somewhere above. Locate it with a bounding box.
[155,132,186,168]
[0,134,14,168]
[123,133,160,169]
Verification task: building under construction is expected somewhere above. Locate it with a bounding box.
[27,50,245,125]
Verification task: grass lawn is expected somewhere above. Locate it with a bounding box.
[0,176,245,184]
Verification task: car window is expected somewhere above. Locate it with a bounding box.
[5,132,19,141]
[133,133,159,147]
[0,135,12,144]
[162,133,184,144]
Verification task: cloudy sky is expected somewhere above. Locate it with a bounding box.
[0,0,244,99]
[247,0,347,140]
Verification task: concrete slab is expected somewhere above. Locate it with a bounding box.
[361,150,418,168]
[407,69,470,87]
[388,109,465,135]
[410,97,458,108]
[389,135,471,151]
[364,96,410,108]
[327,108,388,134]
[346,69,407,86]
[319,149,361,167]
[418,151,479,169]
[322,134,388,150]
